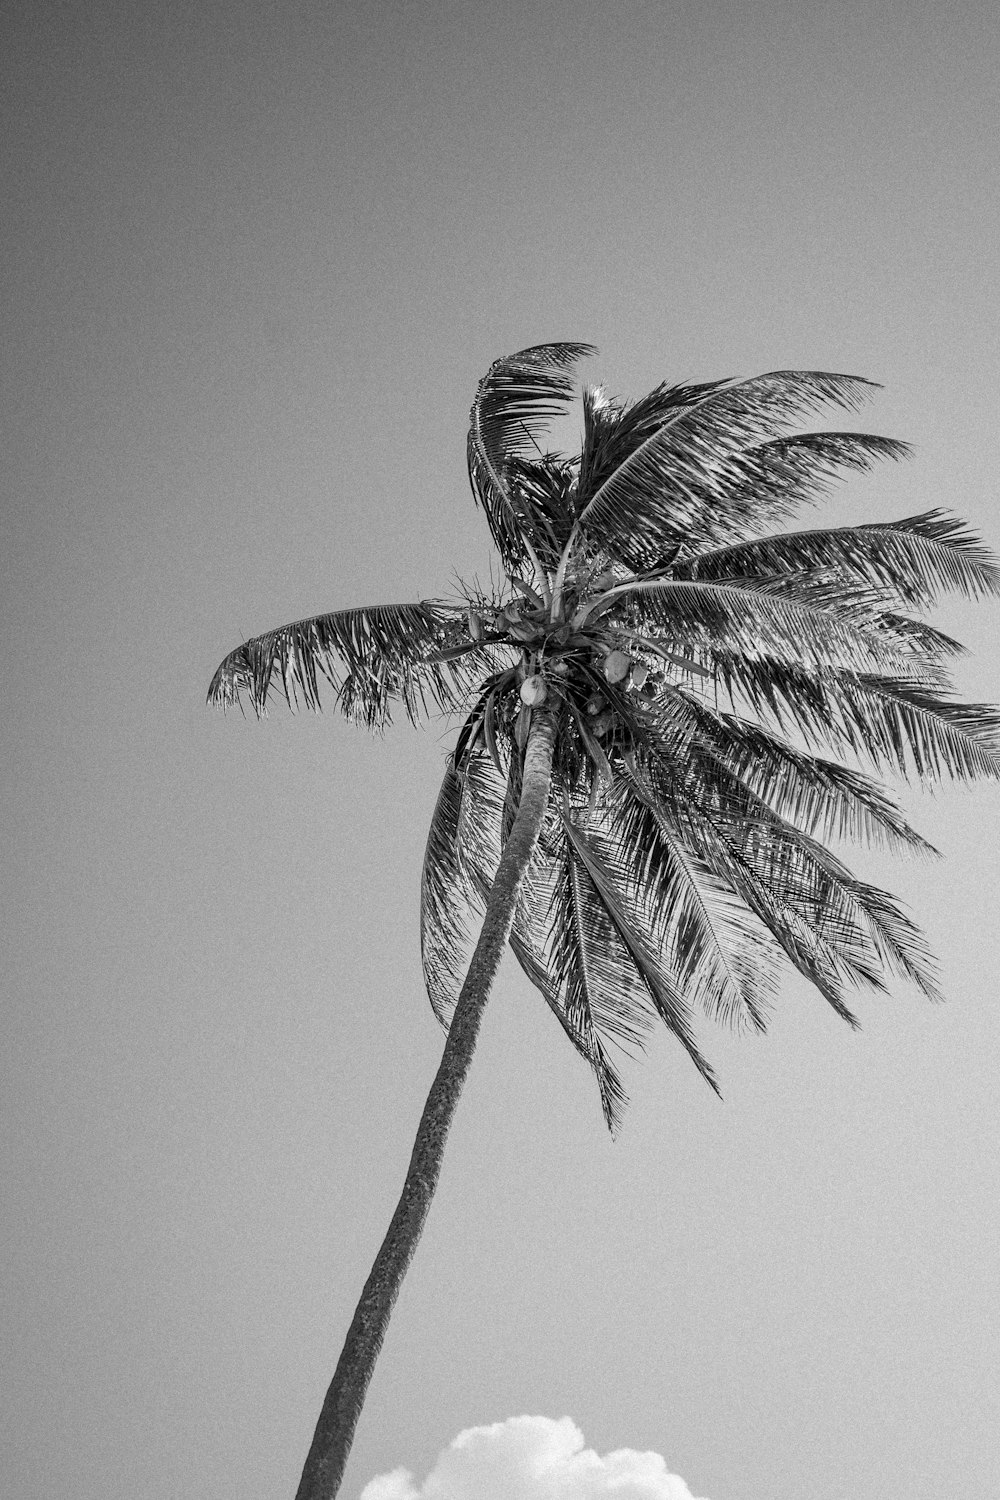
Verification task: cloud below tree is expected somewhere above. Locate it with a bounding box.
[358,1415,709,1499]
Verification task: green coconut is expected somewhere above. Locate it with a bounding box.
[603,650,632,683]
[519,674,548,707]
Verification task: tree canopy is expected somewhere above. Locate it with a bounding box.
[210,344,1000,1131]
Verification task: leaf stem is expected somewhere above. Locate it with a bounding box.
[550,522,580,621]
[522,537,552,609]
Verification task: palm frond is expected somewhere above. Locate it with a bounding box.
[871,613,966,666]
[517,840,640,1132]
[467,342,595,568]
[577,379,726,511]
[618,694,942,1016]
[675,432,910,550]
[610,575,917,676]
[683,511,1000,608]
[420,762,484,1027]
[561,813,720,1094]
[510,947,629,1131]
[661,689,936,854]
[669,759,941,1010]
[575,372,883,566]
[609,773,778,1031]
[207,600,478,727]
[845,678,1000,781]
[836,867,942,1000]
[789,834,940,1002]
[695,830,866,1026]
[439,753,633,1127]
[453,674,520,775]
[704,652,1000,781]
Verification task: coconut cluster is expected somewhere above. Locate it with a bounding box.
[466,576,660,731]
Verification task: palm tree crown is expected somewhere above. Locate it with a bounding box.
[211,342,1000,1128]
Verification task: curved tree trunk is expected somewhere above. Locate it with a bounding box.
[295,710,558,1500]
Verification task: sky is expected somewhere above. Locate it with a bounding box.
[3,2,1000,1498]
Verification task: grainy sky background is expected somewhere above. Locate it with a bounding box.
[4,2,999,1498]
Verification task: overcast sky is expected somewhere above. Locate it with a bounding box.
[4,2,1000,1498]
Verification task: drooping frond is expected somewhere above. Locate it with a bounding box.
[844,678,1000,781]
[615,688,943,1016]
[575,371,883,567]
[207,600,478,727]
[431,750,635,1126]
[667,693,936,855]
[467,342,595,569]
[683,511,1000,608]
[692,826,867,1026]
[691,753,940,994]
[608,772,778,1031]
[865,613,966,667]
[560,813,720,1094]
[515,837,641,1132]
[707,657,1000,782]
[420,761,484,1027]
[681,794,938,1023]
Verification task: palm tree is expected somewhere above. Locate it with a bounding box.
[208,343,1000,1499]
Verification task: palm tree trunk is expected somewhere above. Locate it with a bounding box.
[294,710,558,1500]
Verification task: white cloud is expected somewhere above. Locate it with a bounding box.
[358,1415,709,1500]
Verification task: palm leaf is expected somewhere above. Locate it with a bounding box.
[704,653,1000,781]
[683,511,1000,608]
[561,813,720,1094]
[575,372,882,566]
[609,773,777,1031]
[672,432,910,551]
[467,342,595,568]
[420,762,483,1027]
[695,830,867,1026]
[623,697,942,1015]
[513,837,639,1132]
[207,600,476,727]
[662,689,936,854]
[438,753,633,1126]
[845,678,1000,781]
[577,379,726,511]
[609,575,917,676]
[670,762,941,1010]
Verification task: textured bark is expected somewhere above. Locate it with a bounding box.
[294,711,558,1500]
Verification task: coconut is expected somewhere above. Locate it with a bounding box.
[603,650,632,683]
[629,661,649,689]
[466,609,484,641]
[519,674,548,707]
